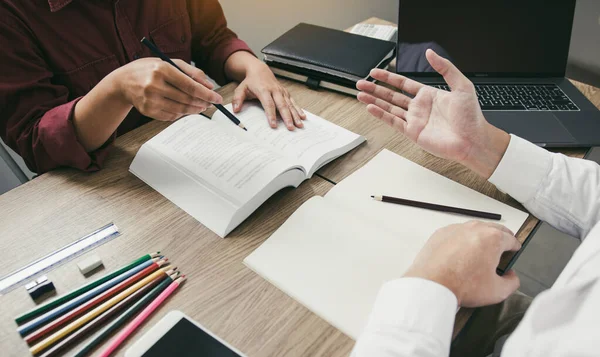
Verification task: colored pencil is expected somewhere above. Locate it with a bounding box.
[140,37,247,131]
[72,273,181,357]
[16,252,160,325]
[371,195,502,221]
[37,273,176,357]
[98,276,186,357]
[18,257,163,337]
[29,267,175,355]
[24,260,170,344]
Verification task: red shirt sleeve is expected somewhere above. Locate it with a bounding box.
[0,8,114,174]
[186,0,254,85]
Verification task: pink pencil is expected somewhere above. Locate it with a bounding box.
[98,276,186,357]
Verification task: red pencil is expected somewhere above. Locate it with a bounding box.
[24,260,171,345]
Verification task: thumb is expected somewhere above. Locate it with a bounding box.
[425,49,473,93]
[495,269,520,301]
[232,83,247,113]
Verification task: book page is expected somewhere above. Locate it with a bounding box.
[244,150,529,340]
[212,102,363,176]
[146,115,298,206]
[325,149,529,239]
[244,196,412,340]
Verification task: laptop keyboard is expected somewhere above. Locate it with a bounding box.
[430,84,579,111]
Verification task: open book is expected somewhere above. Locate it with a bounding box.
[244,149,529,339]
[130,102,365,237]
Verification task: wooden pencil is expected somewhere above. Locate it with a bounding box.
[37,273,176,357]
[371,195,502,221]
[98,276,187,357]
[19,257,163,338]
[24,260,170,345]
[29,267,175,355]
[72,273,181,357]
[15,252,160,325]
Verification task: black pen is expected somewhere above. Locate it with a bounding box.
[140,37,247,131]
[371,194,502,221]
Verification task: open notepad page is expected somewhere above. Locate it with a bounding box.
[326,149,529,239]
[244,149,529,340]
[212,102,365,177]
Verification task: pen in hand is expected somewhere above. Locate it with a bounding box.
[140,37,247,131]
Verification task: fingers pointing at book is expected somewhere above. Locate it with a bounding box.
[232,63,306,130]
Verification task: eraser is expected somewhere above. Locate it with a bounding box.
[26,276,56,301]
[77,254,103,275]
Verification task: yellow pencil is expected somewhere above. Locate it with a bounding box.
[30,266,174,355]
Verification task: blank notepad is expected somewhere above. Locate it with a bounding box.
[244,149,528,340]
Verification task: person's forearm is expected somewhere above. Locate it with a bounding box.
[223,51,262,82]
[73,70,132,152]
[461,123,511,179]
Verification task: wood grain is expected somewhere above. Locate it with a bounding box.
[0,109,352,356]
[2,16,599,357]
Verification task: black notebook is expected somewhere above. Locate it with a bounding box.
[262,23,396,95]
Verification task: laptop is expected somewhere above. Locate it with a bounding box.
[396,0,600,147]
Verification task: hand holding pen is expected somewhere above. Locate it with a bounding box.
[141,38,246,130]
[112,52,223,122]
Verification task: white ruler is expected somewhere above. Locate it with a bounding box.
[0,223,120,294]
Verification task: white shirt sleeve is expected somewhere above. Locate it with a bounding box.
[489,135,600,240]
[352,278,457,357]
[353,135,600,357]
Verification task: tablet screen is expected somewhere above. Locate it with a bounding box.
[142,317,242,356]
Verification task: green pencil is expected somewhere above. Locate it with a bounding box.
[15,252,160,325]
[73,274,176,357]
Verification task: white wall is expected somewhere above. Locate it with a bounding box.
[219,0,398,56]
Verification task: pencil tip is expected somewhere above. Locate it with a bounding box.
[370,195,374,198]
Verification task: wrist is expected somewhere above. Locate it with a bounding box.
[224,51,262,82]
[105,68,133,108]
[404,270,463,305]
[460,123,510,179]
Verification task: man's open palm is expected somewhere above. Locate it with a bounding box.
[357,50,489,164]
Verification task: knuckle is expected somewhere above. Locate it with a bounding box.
[188,83,199,97]
[265,100,276,110]
[139,101,151,114]
[152,62,166,74]
[465,220,481,229]
[142,76,155,88]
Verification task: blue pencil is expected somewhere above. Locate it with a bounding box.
[17,257,161,336]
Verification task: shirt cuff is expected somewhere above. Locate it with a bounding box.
[488,134,552,203]
[37,97,115,173]
[361,278,458,350]
[209,38,254,84]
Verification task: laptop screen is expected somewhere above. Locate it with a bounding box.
[396,1,576,78]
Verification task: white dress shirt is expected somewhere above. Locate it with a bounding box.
[352,135,600,357]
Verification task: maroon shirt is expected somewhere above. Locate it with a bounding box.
[0,0,252,174]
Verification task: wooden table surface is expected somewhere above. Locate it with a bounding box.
[2,17,600,357]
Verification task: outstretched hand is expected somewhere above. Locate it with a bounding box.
[357,49,510,178]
